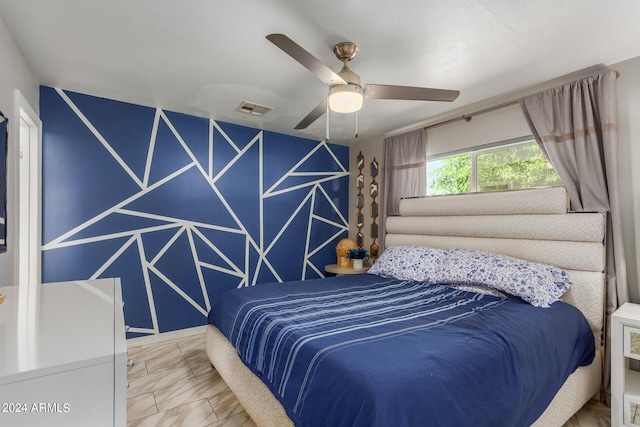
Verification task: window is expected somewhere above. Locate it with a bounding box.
[427,138,562,196]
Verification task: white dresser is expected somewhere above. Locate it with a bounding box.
[612,303,640,427]
[0,278,127,427]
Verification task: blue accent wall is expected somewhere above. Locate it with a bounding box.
[40,86,349,338]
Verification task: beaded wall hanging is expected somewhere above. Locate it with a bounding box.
[356,151,365,248]
[369,158,379,261]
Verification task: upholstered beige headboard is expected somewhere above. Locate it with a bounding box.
[385,187,605,336]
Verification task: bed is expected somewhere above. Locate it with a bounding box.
[205,187,605,426]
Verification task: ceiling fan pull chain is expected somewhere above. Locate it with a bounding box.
[326,96,330,141]
[355,110,358,138]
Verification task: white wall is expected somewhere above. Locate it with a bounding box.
[352,57,640,302]
[0,14,39,287]
[426,104,530,156]
[613,56,640,302]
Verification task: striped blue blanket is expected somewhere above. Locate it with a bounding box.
[208,274,595,427]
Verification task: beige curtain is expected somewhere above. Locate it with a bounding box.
[520,70,627,404]
[380,128,426,249]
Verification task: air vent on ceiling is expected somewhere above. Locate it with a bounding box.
[237,101,273,116]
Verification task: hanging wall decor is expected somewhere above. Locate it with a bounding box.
[356,151,365,248]
[370,158,379,261]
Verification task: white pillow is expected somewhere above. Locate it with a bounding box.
[443,248,572,307]
[368,245,448,283]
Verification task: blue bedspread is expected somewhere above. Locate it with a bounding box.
[208,274,595,427]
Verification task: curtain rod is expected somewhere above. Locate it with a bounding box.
[423,69,620,131]
[423,99,521,130]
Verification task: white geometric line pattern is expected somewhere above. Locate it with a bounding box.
[40,87,349,337]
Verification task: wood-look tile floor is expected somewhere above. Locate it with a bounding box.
[127,333,611,426]
[126,333,256,427]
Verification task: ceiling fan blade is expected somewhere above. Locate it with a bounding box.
[266,34,346,86]
[295,99,327,130]
[364,84,460,102]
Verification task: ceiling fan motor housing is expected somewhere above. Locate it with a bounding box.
[329,63,364,113]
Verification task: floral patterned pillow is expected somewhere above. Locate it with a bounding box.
[368,245,448,283]
[443,248,572,307]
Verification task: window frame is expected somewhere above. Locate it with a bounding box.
[426,135,559,195]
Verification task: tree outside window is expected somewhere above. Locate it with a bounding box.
[427,141,562,196]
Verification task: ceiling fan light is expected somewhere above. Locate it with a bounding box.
[329,83,363,113]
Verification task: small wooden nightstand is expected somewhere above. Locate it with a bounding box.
[612,302,640,426]
[324,264,370,276]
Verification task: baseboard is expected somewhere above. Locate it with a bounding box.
[126,325,208,347]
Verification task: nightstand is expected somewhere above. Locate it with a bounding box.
[612,303,640,426]
[324,264,370,276]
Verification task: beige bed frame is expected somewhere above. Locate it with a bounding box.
[206,187,605,426]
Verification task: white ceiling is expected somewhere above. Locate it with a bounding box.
[1,0,639,145]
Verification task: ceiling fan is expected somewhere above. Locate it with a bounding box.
[266,33,460,130]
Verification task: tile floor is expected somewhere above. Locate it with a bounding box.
[126,333,255,427]
[126,333,611,427]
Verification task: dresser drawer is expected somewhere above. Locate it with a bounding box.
[624,326,640,361]
[625,393,640,426]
